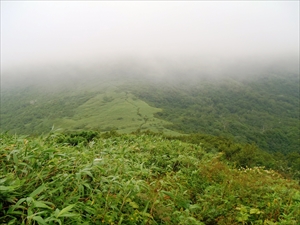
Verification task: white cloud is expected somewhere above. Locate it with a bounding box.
[1,1,299,74]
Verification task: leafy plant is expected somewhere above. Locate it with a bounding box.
[1,131,299,224]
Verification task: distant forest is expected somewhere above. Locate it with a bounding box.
[130,73,299,154]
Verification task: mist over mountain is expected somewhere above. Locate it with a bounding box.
[1,1,299,152]
[2,54,299,91]
[1,1,299,89]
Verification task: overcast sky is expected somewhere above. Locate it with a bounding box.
[1,1,299,75]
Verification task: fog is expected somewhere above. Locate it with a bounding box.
[1,1,299,86]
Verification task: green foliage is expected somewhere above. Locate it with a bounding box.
[0,88,95,135]
[53,130,99,146]
[1,131,299,224]
[0,88,178,136]
[171,133,299,180]
[131,74,299,154]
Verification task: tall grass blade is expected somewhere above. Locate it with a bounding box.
[29,184,46,198]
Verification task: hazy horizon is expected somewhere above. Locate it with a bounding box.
[1,1,299,83]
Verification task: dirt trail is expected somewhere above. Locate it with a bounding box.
[124,92,148,130]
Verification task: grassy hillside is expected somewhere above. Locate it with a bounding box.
[1,72,299,154]
[0,85,178,136]
[57,90,177,135]
[1,131,299,224]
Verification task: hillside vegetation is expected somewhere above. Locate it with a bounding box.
[0,87,177,136]
[1,73,298,154]
[1,131,299,225]
[130,73,299,154]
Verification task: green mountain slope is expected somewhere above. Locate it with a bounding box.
[0,86,177,136]
[58,90,177,134]
[1,72,299,154]
[131,74,300,153]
